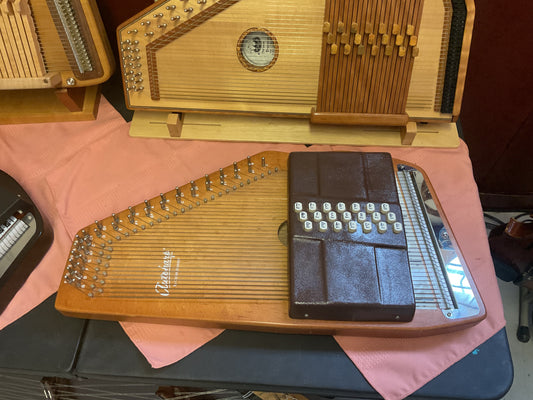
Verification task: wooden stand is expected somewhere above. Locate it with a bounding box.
[129,111,459,148]
[0,86,101,124]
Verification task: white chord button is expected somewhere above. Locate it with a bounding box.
[313,211,323,222]
[380,203,390,214]
[327,211,337,222]
[303,220,313,232]
[298,211,308,222]
[363,221,372,233]
[393,222,403,233]
[308,202,317,212]
[378,221,387,233]
[357,211,366,223]
[341,211,352,222]
[294,202,303,212]
[387,212,397,224]
[372,212,381,224]
[366,203,375,213]
[322,202,332,212]
[336,202,346,212]
[348,220,357,232]
[319,221,328,232]
[350,202,361,213]
[333,221,342,232]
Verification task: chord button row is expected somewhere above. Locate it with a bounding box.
[300,219,403,234]
[294,201,391,214]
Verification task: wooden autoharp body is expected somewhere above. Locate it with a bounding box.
[117,0,474,132]
[55,152,486,337]
[0,0,113,122]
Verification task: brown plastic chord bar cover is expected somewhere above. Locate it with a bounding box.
[288,152,415,322]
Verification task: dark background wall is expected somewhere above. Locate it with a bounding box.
[460,0,533,210]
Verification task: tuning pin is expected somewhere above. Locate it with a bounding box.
[95,220,103,230]
[247,156,254,173]
[261,157,266,167]
[205,175,212,191]
[184,7,193,13]
[190,181,197,197]
[219,168,225,185]
[144,200,151,216]
[128,207,135,223]
[233,162,240,178]
[175,187,183,203]
[160,193,167,209]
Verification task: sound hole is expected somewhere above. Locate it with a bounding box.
[237,28,279,72]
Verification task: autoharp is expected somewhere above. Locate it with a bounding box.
[0,0,113,121]
[0,170,53,314]
[55,152,485,337]
[117,0,474,130]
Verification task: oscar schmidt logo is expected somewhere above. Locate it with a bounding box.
[155,249,179,296]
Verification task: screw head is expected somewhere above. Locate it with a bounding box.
[66,77,76,86]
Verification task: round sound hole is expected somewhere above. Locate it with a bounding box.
[237,28,278,72]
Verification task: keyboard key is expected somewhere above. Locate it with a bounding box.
[372,212,381,223]
[313,211,323,222]
[363,221,372,233]
[319,221,328,232]
[336,202,346,212]
[298,211,308,222]
[348,220,357,232]
[294,202,303,212]
[393,222,403,233]
[322,202,332,212]
[387,212,397,224]
[303,220,313,232]
[378,221,387,233]
[350,202,361,213]
[341,211,352,222]
[327,211,337,222]
[366,203,375,213]
[333,221,342,232]
[357,212,366,223]
[308,202,317,212]
[380,203,390,214]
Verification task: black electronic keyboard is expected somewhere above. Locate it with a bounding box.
[0,171,53,314]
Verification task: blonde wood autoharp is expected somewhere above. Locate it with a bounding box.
[117,0,474,140]
[55,152,486,337]
[0,0,113,122]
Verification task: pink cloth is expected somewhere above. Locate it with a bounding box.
[0,97,505,400]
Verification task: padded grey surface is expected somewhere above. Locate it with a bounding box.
[75,317,513,400]
[0,294,85,377]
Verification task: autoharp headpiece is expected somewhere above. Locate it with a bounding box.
[117,0,473,129]
[0,0,113,91]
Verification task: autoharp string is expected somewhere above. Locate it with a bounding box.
[149,0,323,104]
[67,156,289,300]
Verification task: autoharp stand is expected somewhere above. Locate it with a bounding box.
[129,111,460,148]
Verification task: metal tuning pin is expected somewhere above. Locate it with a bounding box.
[128,207,135,223]
[112,213,119,224]
[166,5,176,10]
[247,156,253,173]
[175,187,182,203]
[144,200,151,216]
[205,175,211,191]
[95,220,103,231]
[190,181,197,197]
[160,193,167,210]
[261,157,266,167]
[153,13,163,18]
[219,168,225,185]
[233,162,240,178]
[184,7,193,13]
